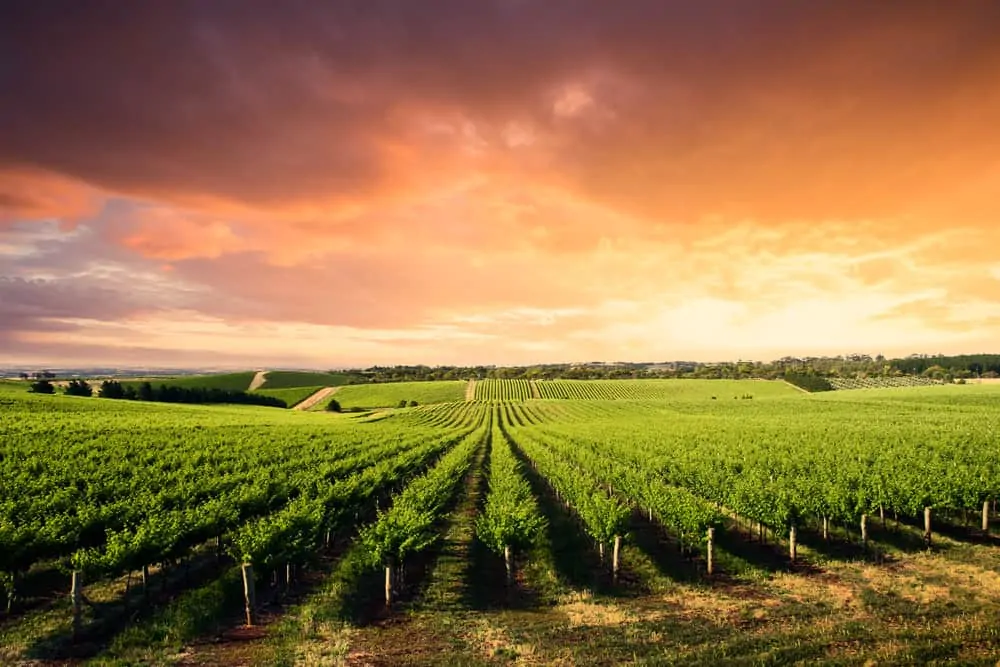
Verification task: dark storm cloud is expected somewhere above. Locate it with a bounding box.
[2,1,999,220]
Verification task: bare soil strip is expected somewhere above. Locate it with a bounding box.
[248,370,269,391]
[530,380,541,399]
[294,386,338,411]
[465,379,477,401]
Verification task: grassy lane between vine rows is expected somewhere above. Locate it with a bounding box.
[339,428,492,666]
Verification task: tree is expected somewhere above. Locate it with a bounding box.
[99,380,126,399]
[325,398,342,413]
[18,372,28,380]
[63,380,93,397]
[137,381,154,401]
[28,380,55,394]
[408,400,418,407]
[397,400,408,408]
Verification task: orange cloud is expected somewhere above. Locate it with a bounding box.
[0,168,104,227]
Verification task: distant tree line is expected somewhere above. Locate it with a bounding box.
[98,381,287,408]
[20,370,56,380]
[27,379,286,407]
[343,353,1000,383]
[889,354,1000,378]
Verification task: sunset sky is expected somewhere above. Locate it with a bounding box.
[2,1,1000,368]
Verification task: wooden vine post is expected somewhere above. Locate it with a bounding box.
[385,561,394,608]
[983,499,991,534]
[504,545,513,586]
[706,527,715,575]
[71,570,83,640]
[241,563,257,626]
[822,516,829,541]
[924,507,932,547]
[860,513,868,548]
[5,573,15,615]
[612,535,622,584]
[789,523,797,562]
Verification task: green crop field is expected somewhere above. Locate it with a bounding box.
[119,371,256,392]
[5,379,1000,665]
[250,385,324,407]
[257,370,361,389]
[323,380,466,409]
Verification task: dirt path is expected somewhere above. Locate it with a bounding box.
[530,379,541,399]
[248,370,269,391]
[294,386,339,411]
[465,378,476,401]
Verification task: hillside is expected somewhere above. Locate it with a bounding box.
[119,371,256,392]
[257,370,363,389]
[321,380,466,409]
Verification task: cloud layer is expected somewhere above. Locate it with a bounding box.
[2,1,1000,366]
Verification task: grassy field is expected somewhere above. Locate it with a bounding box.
[321,380,467,409]
[119,371,256,392]
[5,380,1000,665]
[258,370,362,389]
[250,385,324,407]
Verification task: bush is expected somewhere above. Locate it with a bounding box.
[28,380,55,394]
[64,379,93,397]
[99,380,126,399]
[326,398,342,412]
[397,400,408,408]
[408,400,418,407]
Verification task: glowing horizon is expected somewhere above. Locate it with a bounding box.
[3,2,1000,368]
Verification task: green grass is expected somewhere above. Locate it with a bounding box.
[258,371,361,389]
[325,381,466,409]
[251,385,323,407]
[119,371,256,392]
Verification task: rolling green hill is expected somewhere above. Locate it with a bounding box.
[320,380,466,409]
[258,370,363,389]
[120,372,255,392]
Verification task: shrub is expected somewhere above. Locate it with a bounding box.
[99,380,126,399]
[64,379,93,397]
[28,380,55,394]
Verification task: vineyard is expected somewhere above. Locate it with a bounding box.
[828,375,943,390]
[3,380,1000,664]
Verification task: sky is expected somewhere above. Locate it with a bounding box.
[2,1,1000,368]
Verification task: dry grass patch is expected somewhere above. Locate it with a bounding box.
[555,591,636,628]
[767,571,860,611]
[860,565,954,605]
[466,617,543,664]
[655,587,752,621]
[293,622,356,667]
